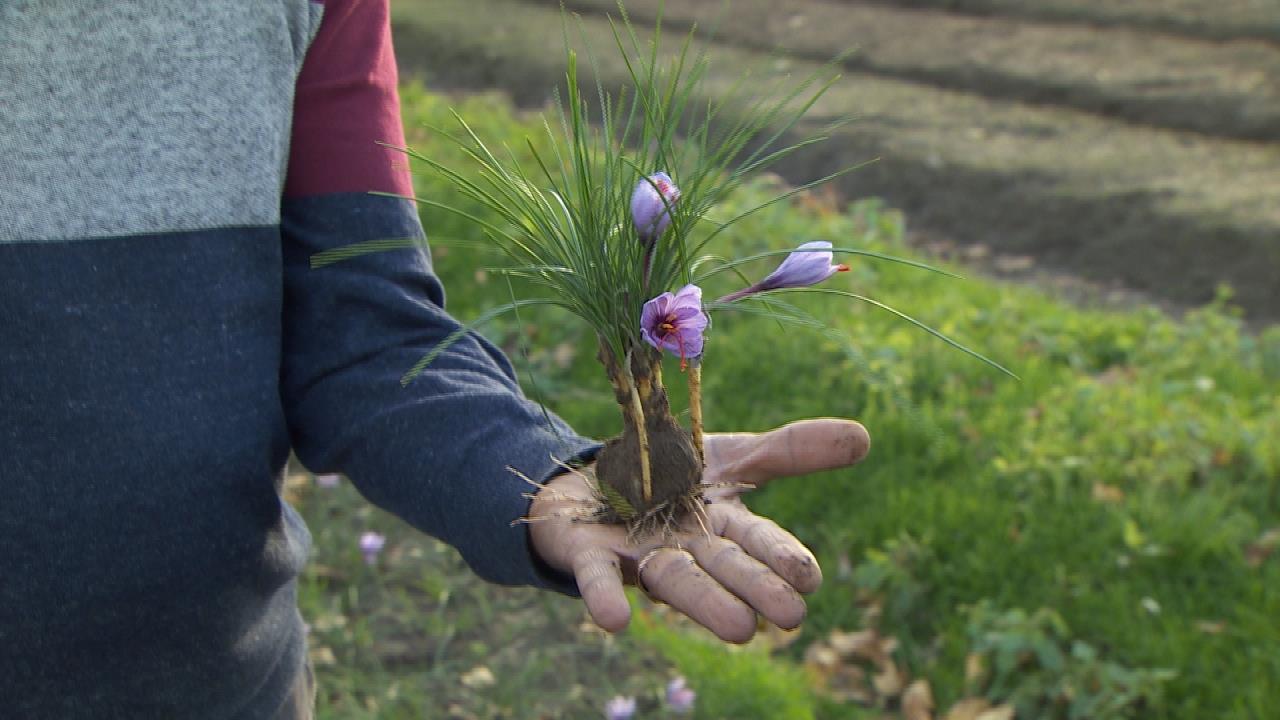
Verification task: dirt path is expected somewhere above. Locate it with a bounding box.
[391,0,1280,322]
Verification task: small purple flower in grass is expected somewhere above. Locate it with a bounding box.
[604,695,637,720]
[641,284,708,369]
[359,531,386,566]
[314,473,341,488]
[718,240,850,303]
[631,172,680,240]
[665,676,696,715]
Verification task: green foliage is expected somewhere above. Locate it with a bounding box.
[295,86,1280,718]
[850,533,934,637]
[631,612,818,720]
[964,602,1175,720]
[295,476,678,719]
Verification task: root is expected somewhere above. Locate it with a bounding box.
[510,506,599,527]
[507,461,606,527]
[615,485,708,544]
[700,479,757,502]
[688,499,713,544]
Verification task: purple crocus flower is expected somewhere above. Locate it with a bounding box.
[604,695,637,720]
[359,531,386,566]
[631,172,680,240]
[718,240,850,303]
[641,284,707,368]
[665,676,696,715]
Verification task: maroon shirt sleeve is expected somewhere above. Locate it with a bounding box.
[284,0,415,199]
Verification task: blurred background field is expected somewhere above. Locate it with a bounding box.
[291,2,1280,718]
[389,0,1280,324]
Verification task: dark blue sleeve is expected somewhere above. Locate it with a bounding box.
[279,192,598,593]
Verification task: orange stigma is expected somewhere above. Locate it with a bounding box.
[659,317,689,370]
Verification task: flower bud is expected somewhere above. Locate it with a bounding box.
[631,172,680,240]
[718,240,850,303]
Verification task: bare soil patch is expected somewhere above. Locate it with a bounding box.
[552,0,1280,141]
[391,0,1280,322]
[866,0,1280,45]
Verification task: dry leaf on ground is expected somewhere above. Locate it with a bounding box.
[829,665,874,706]
[943,698,991,720]
[550,342,576,369]
[804,642,841,671]
[1195,619,1227,634]
[460,665,496,689]
[964,653,987,687]
[975,705,1016,720]
[1245,528,1280,567]
[1091,482,1126,504]
[829,629,885,663]
[902,679,935,720]
[871,661,906,697]
[308,645,337,667]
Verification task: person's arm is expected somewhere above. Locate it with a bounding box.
[277,0,875,642]
[279,0,596,590]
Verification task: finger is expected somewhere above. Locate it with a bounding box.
[640,548,757,643]
[704,418,870,488]
[709,504,823,594]
[685,533,807,629]
[572,547,631,632]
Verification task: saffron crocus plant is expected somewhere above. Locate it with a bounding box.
[316,4,1012,536]
[359,531,386,566]
[717,241,848,303]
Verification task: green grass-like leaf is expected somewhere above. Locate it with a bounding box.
[335,1,857,373]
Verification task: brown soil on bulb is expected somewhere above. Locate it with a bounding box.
[595,411,701,513]
[594,343,704,521]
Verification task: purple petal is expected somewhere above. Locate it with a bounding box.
[760,241,839,289]
[670,283,703,309]
[671,304,707,323]
[719,241,850,304]
[604,695,637,720]
[640,284,707,360]
[641,291,673,325]
[359,531,386,566]
[666,677,696,714]
[631,172,680,240]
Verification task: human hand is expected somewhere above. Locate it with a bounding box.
[529,418,870,643]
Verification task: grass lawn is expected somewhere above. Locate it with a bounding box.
[291,87,1280,719]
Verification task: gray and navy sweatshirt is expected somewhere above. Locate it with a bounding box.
[0,2,596,717]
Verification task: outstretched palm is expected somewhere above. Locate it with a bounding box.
[530,418,870,642]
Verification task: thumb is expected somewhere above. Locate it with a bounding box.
[704,418,870,488]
